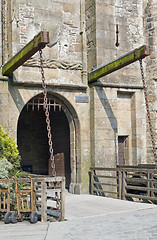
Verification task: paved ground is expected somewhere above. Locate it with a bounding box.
[1,194,157,240]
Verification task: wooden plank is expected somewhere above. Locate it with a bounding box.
[90,167,157,174]
[2,31,49,76]
[126,185,147,191]
[60,177,65,221]
[127,173,146,177]
[47,196,60,201]
[118,170,122,200]
[49,153,65,177]
[32,176,63,182]
[122,171,127,200]
[91,170,94,195]
[93,175,117,179]
[90,167,119,171]
[150,173,155,197]
[7,185,10,212]
[125,193,157,201]
[47,189,61,193]
[41,180,47,222]
[126,185,157,193]
[127,178,147,183]
[93,181,117,187]
[93,189,118,195]
[88,45,150,83]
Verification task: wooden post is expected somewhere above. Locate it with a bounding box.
[151,173,155,197]
[14,178,21,218]
[147,173,150,197]
[60,177,65,221]
[41,179,47,222]
[147,172,154,197]
[88,45,150,83]
[7,178,10,212]
[118,170,122,200]
[91,170,94,195]
[2,31,49,76]
[122,171,126,200]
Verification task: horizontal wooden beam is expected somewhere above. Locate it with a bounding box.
[88,45,150,83]
[2,31,49,76]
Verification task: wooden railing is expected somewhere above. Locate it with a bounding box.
[90,166,157,203]
[0,176,65,222]
[33,176,65,222]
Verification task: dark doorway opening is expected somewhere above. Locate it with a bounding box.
[118,136,128,166]
[17,94,71,188]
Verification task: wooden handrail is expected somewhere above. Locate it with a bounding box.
[90,166,157,204]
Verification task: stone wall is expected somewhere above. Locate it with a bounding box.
[0,0,157,194]
[88,0,147,167]
[0,0,90,194]
[85,0,96,72]
[10,0,85,87]
[95,0,144,86]
[144,0,157,163]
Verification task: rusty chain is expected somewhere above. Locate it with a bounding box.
[39,48,56,177]
[139,59,157,164]
[55,191,61,220]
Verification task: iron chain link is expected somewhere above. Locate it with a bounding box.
[39,49,56,177]
[139,59,157,163]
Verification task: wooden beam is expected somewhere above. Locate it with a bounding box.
[88,45,150,83]
[2,31,49,76]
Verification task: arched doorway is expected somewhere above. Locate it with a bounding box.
[17,93,71,188]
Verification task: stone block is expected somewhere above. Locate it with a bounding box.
[0,94,8,106]
[63,3,78,14]
[97,4,114,16]
[0,81,8,93]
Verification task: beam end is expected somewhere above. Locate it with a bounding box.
[2,31,50,76]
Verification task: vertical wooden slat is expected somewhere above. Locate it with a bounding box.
[14,179,21,217]
[0,193,2,211]
[7,179,10,211]
[118,170,122,200]
[151,173,155,197]
[22,195,24,210]
[122,171,126,200]
[60,177,65,221]
[3,192,6,210]
[91,170,94,195]
[34,181,38,212]
[41,180,47,222]
[30,177,34,213]
[147,173,151,197]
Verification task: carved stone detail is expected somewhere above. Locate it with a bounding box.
[23,57,82,70]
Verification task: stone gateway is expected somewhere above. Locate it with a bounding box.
[0,0,157,194]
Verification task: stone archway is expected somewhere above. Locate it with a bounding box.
[17,93,78,189]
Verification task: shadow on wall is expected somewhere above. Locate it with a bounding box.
[8,76,25,113]
[95,87,118,164]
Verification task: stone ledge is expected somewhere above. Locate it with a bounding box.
[10,78,88,90]
[91,82,143,89]
[0,69,9,81]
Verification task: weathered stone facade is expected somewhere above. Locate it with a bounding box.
[0,0,157,193]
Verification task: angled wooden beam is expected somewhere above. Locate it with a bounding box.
[2,31,49,76]
[88,45,150,83]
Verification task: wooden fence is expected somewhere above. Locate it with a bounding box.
[0,176,65,222]
[90,166,157,203]
[33,176,65,222]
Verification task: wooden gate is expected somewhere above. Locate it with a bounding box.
[48,153,65,177]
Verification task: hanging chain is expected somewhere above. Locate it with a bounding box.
[39,48,56,177]
[139,59,157,164]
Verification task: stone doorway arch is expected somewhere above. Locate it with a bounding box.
[17,92,79,189]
